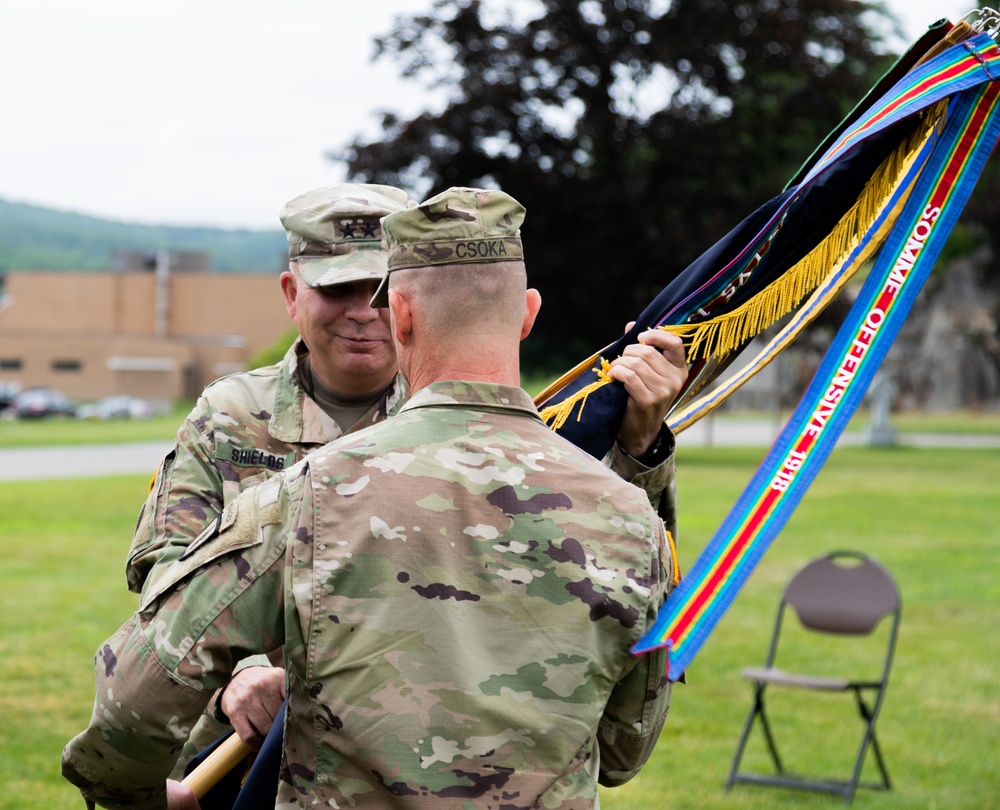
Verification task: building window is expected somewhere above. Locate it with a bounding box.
[0,359,21,370]
[52,359,82,372]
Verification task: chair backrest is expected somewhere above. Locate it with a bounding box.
[783,551,899,635]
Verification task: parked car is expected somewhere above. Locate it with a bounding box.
[0,382,21,412]
[75,395,154,420]
[9,387,77,418]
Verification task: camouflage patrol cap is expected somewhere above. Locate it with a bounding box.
[279,183,413,288]
[370,186,525,307]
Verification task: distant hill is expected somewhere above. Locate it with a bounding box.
[0,198,287,273]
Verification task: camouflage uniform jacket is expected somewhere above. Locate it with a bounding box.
[125,337,408,596]
[123,337,676,774]
[63,382,675,810]
[126,342,677,598]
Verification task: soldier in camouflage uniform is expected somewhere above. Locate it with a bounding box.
[64,187,683,809]
[125,184,416,765]
[121,181,685,765]
[127,183,415,595]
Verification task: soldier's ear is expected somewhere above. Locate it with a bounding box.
[520,288,541,341]
[388,288,413,345]
[280,268,299,320]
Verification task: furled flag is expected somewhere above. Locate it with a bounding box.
[535,17,989,455]
[536,16,1000,679]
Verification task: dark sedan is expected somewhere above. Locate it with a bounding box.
[9,387,77,418]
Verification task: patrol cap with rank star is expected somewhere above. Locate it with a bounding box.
[279,183,415,288]
[370,186,525,307]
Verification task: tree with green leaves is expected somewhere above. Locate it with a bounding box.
[335,0,898,368]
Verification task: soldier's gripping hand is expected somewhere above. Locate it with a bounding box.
[167,779,202,809]
[607,324,688,459]
[220,666,287,750]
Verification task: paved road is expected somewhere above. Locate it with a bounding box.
[1,420,996,482]
[0,441,173,481]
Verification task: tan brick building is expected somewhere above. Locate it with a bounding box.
[0,256,290,406]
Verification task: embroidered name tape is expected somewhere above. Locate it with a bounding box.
[217,443,296,470]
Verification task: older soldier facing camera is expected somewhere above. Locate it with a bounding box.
[125,184,416,769]
[121,183,687,767]
[64,187,682,809]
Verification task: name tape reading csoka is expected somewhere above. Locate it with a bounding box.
[454,239,514,260]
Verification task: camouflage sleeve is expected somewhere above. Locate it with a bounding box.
[61,614,216,810]
[125,401,225,595]
[596,518,674,787]
[63,473,302,809]
[602,425,679,543]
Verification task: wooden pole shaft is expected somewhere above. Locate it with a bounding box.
[180,734,253,799]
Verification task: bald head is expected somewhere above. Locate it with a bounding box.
[387,260,540,390]
[391,260,527,340]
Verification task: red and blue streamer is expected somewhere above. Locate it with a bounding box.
[633,71,1000,679]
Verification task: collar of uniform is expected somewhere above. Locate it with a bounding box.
[399,381,542,419]
[272,339,408,443]
[269,339,330,444]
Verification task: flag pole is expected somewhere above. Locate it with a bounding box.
[180,734,252,799]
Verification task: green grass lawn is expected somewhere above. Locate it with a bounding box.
[1,476,148,809]
[0,405,193,448]
[3,403,999,450]
[2,445,998,808]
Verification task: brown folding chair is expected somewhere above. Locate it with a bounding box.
[726,550,901,802]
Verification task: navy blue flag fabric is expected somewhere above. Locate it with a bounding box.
[183,702,285,810]
[534,20,957,459]
[535,120,914,458]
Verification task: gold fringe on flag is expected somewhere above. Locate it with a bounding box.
[659,105,944,363]
[539,358,613,430]
[537,102,945,430]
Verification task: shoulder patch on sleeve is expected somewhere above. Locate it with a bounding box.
[178,495,245,562]
[139,493,266,612]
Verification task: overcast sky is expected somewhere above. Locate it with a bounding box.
[0,0,978,230]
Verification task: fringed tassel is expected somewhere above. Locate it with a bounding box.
[537,102,944,432]
[659,107,942,362]
[666,529,681,587]
[539,358,614,429]
[532,346,605,407]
